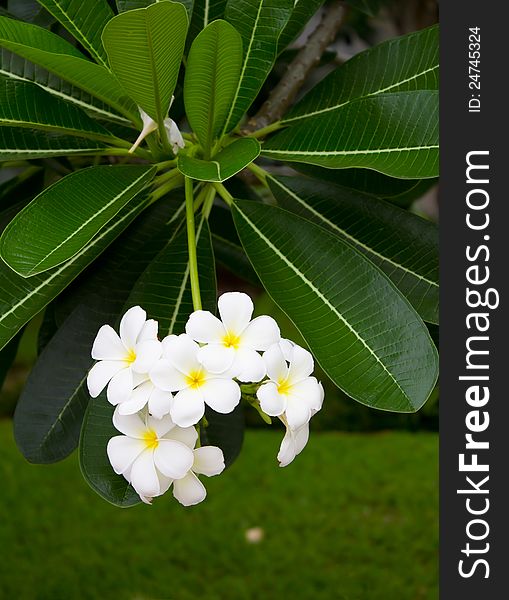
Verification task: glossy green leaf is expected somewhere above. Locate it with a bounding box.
[293,164,438,208]
[103,1,188,124]
[263,91,439,178]
[284,25,439,124]
[0,126,105,160]
[232,199,438,412]
[1,166,155,277]
[80,393,141,507]
[36,0,114,66]
[80,219,216,507]
[0,48,131,125]
[117,0,194,19]
[268,175,439,324]
[277,0,323,53]
[202,404,244,468]
[188,0,226,45]
[223,0,293,132]
[0,78,119,143]
[0,192,149,352]
[184,20,242,150]
[0,17,137,121]
[178,138,260,182]
[13,199,181,464]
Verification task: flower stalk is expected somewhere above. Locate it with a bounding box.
[185,177,203,311]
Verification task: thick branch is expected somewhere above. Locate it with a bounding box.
[244,0,347,133]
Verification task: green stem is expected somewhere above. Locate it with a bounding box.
[247,120,283,139]
[185,177,203,311]
[150,172,184,202]
[213,182,233,207]
[247,162,270,186]
[202,185,216,218]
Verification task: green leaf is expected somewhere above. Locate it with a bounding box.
[1,165,156,277]
[284,25,439,124]
[13,199,181,464]
[80,393,141,507]
[184,20,242,151]
[277,0,323,53]
[80,219,217,507]
[103,1,188,124]
[178,138,260,182]
[268,175,439,324]
[223,0,293,132]
[0,191,149,352]
[188,0,226,45]
[117,0,194,19]
[0,48,131,125]
[232,199,438,412]
[202,404,244,468]
[0,126,106,160]
[345,0,381,17]
[263,91,439,178]
[0,78,119,143]
[0,328,22,391]
[0,17,137,121]
[292,164,438,208]
[36,0,114,66]
[126,218,216,337]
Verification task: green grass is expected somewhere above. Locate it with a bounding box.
[0,422,437,600]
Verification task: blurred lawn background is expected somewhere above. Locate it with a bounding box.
[0,294,438,600]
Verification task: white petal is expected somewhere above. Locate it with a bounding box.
[87,360,125,398]
[257,382,286,416]
[130,449,160,498]
[150,359,188,391]
[293,423,310,455]
[148,387,173,419]
[91,325,127,360]
[197,343,235,374]
[173,472,207,506]
[162,334,201,374]
[285,395,311,430]
[201,378,240,414]
[137,319,158,342]
[147,414,175,438]
[113,409,146,438]
[218,292,253,334]
[170,388,205,427]
[117,381,151,415]
[292,377,323,411]
[132,339,162,374]
[186,310,225,343]
[263,344,288,382]
[193,446,225,477]
[120,306,146,350]
[129,109,158,153]
[279,338,294,361]
[287,345,314,383]
[157,471,174,497]
[164,425,198,449]
[232,348,266,383]
[153,439,194,479]
[107,436,146,474]
[241,316,280,351]
[277,423,309,467]
[107,367,134,405]
[164,118,185,154]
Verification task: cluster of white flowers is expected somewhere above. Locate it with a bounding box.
[87,292,324,506]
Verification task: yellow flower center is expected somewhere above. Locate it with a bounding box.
[222,331,240,349]
[186,369,206,389]
[277,379,293,396]
[143,429,159,449]
[125,348,137,364]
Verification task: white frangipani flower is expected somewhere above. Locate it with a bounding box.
[173,445,225,507]
[129,105,185,155]
[107,410,196,503]
[150,334,241,427]
[186,292,280,382]
[257,343,323,430]
[277,420,310,468]
[87,306,162,406]
[116,377,172,420]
